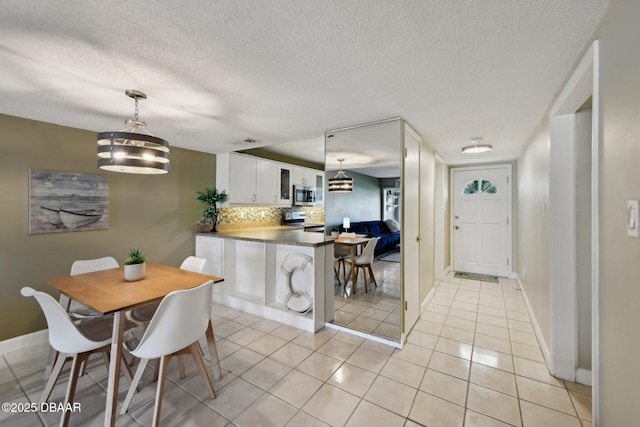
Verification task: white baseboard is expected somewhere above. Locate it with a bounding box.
[0,329,48,355]
[514,274,552,369]
[420,284,438,315]
[576,368,592,386]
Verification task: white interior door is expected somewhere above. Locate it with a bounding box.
[452,166,511,277]
[402,124,420,334]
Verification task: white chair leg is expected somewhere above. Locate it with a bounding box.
[152,355,171,427]
[41,353,68,404]
[120,358,149,415]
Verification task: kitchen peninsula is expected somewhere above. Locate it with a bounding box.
[196,228,334,332]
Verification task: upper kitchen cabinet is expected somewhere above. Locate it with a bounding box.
[217,153,293,206]
[292,166,324,205]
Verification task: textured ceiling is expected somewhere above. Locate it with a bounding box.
[0,0,610,166]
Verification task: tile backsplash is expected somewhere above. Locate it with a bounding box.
[215,206,324,230]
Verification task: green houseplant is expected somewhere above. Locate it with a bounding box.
[124,248,146,281]
[197,187,228,232]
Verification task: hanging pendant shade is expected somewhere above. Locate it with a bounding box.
[97,90,170,174]
[328,159,353,192]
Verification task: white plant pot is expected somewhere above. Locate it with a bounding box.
[124,263,146,282]
[331,231,339,238]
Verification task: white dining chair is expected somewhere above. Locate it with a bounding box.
[21,286,134,427]
[65,256,119,319]
[334,245,350,286]
[125,256,221,381]
[120,280,216,427]
[130,256,207,324]
[353,237,380,292]
[46,256,121,379]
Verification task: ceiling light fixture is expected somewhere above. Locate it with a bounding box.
[461,137,493,154]
[328,159,353,193]
[97,90,170,174]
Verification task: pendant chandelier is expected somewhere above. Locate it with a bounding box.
[461,137,493,154]
[328,159,353,192]
[97,90,170,174]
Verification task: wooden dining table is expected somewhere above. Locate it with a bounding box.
[333,236,370,293]
[45,262,224,427]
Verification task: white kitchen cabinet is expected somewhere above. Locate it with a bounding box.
[195,235,224,277]
[229,153,257,204]
[217,152,323,206]
[256,158,279,204]
[277,163,292,205]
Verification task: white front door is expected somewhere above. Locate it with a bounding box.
[452,166,511,277]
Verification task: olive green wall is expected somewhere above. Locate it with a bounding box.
[0,114,216,341]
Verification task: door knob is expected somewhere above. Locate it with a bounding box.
[416,236,422,242]
[455,226,461,230]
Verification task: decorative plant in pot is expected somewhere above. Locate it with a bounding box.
[124,248,146,281]
[197,187,228,232]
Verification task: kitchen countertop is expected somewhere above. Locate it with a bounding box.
[197,227,333,247]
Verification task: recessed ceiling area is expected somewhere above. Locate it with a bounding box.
[0,1,610,166]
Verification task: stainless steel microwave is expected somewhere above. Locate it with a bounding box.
[293,186,316,206]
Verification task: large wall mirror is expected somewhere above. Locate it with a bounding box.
[325,118,402,344]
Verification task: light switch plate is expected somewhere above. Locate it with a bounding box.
[628,200,640,237]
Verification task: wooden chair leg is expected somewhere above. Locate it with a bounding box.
[334,261,343,287]
[189,343,216,398]
[368,264,378,287]
[363,267,369,293]
[178,355,187,379]
[60,353,86,427]
[205,322,222,380]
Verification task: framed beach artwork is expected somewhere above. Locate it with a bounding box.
[29,169,109,234]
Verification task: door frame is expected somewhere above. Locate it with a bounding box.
[401,121,421,337]
[434,153,447,280]
[450,164,513,277]
[548,40,599,420]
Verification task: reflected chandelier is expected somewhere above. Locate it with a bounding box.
[97,90,170,174]
[328,159,353,192]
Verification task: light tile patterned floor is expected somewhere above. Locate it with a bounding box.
[332,256,402,341]
[1,273,592,426]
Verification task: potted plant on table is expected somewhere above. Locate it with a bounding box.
[197,187,228,232]
[124,248,146,281]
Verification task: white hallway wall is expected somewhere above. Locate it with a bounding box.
[517,0,640,424]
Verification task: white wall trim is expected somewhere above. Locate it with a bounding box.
[0,329,48,355]
[514,274,552,367]
[421,283,438,315]
[324,322,403,349]
[549,113,578,381]
[443,265,451,279]
[548,40,599,422]
[576,368,593,387]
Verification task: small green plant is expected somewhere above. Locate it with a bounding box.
[124,248,145,265]
[197,187,228,218]
[197,187,228,232]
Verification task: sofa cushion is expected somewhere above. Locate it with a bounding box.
[384,219,400,232]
